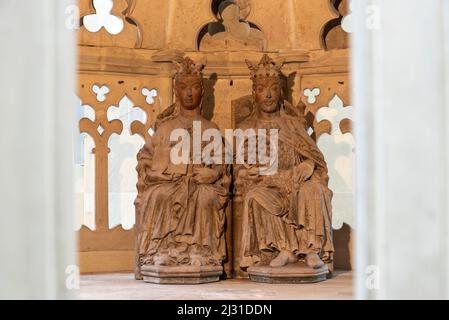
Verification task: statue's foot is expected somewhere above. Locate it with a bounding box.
[240,256,253,269]
[306,253,325,269]
[153,254,169,266]
[270,251,295,268]
[190,255,203,267]
[288,252,298,264]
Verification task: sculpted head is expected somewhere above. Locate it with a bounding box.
[174,57,205,110]
[246,54,284,114]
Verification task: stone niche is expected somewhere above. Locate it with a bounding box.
[76,0,353,278]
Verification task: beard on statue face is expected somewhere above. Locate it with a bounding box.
[253,77,282,113]
[176,75,203,110]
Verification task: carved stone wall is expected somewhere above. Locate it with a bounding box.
[75,0,352,274]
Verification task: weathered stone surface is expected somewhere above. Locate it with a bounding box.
[141,265,223,284]
[199,1,266,52]
[236,55,334,282]
[248,263,328,284]
[134,57,231,283]
[76,1,353,276]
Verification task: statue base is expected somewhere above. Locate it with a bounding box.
[141,265,223,284]
[247,262,329,284]
[326,261,334,279]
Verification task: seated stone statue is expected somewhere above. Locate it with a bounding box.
[199,0,266,52]
[134,57,231,283]
[236,55,334,277]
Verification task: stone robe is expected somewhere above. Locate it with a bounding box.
[237,104,334,267]
[135,104,231,268]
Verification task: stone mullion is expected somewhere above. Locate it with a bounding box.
[78,79,124,231]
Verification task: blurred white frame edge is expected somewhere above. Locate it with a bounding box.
[353,0,449,299]
[0,0,77,299]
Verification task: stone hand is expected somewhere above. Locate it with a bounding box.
[294,162,314,184]
[240,166,261,181]
[192,167,219,184]
[147,170,173,182]
[139,159,152,169]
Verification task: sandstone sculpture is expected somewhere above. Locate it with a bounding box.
[235,54,334,283]
[134,57,231,284]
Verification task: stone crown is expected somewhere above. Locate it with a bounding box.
[174,57,205,80]
[246,54,284,81]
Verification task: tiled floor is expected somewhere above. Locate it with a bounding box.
[79,271,353,300]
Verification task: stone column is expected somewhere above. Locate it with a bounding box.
[0,0,76,299]
[353,0,449,299]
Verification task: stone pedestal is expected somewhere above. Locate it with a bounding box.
[141,265,223,284]
[247,263,328,284]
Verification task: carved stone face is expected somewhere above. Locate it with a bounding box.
[175,75,203,110]
[253,77,281,113]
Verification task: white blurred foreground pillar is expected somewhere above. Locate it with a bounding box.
[0,1,77,299]
[353,0,449,299]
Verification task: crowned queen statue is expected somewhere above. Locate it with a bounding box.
[134,57,231,284]
[235,54,334,283]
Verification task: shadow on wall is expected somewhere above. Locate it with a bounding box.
[333,223,353,270]
[322,0,349,50]
[202,73,218,121]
